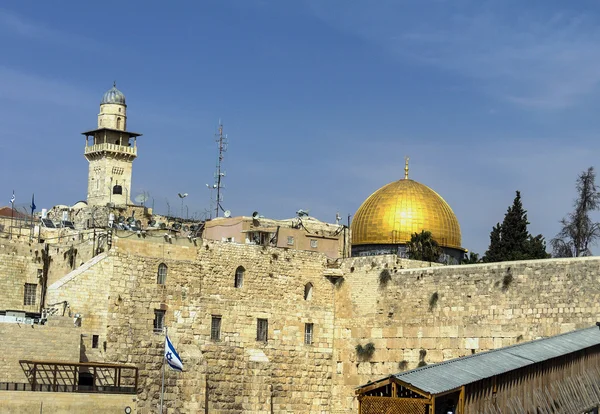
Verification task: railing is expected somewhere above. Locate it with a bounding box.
[85,143,137,156]
[12,360,139,395]
[0,382,136,394]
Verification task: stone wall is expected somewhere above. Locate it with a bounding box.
[0,241,43,312]
[105,238,335,413]
[0,319,80,383]
[0,391,136,414]
[0,238,96,313]
[331,255,600,412]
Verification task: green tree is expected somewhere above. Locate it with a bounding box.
[461,251,481,264]
[483,191,549,262]
[406,230,441,262]
[551,167,600,257]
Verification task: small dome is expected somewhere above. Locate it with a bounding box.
[101,82,126,105]
[351,178,462,249]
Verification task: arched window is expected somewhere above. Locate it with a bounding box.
[304,282,313,300]
[234,266,244,288]
[117,117,122,129]
[157,263,167,284]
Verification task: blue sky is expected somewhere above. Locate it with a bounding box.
[1,0,600,256]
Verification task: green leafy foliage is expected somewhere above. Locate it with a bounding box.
[461,252,481,264]
[483,191,550,262]
[406,230,441,262]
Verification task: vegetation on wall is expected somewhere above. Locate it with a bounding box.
[355,342,375,360]
[428,292,439,311]
[406,230,441,262]
[379,268,392,286]
[483,191,550,262]
[552,167,600,257]
[502,268,514,292]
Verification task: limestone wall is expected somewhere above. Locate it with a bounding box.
[0,238,96,313]
[0,320,80,383]
[102,238,335,413]
[0,241,42,312]
[0,391,136,414]
[46,253,113,362]
[331,255,600,412]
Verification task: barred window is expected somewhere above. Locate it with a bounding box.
[153,309,165,333]
[257,318,268,342]
[235,266,244,288]
[157,263,167,284]
[305,323,314,345]
[211,315,222,341]
[24,283,36,306]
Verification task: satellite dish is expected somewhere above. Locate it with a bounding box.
[135,194,148,204]
[148,219,156,227]
[159,222,166,229]
[224,210,231,218]
[252,211,259,219]
[126,216,135,224]
[178,193,188,199]
[118,215,125,223]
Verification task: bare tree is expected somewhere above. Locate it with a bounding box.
[551,167,600,257]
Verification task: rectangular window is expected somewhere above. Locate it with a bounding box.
[24,283,36,306]
[257,318,268,342]
[153,309,165,333]
[211,315,222,341]
[310,239,318,248]
[305,323,314,345]
[92,335,99,349]
[287,236,294,245]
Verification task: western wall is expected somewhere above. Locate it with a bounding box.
[38,234,600,413]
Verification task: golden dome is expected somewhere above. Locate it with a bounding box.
[351,178,462,249]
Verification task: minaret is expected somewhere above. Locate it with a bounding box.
[82,83,142,206]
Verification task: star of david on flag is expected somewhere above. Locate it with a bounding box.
[10,191,15,204]
[164,334,183,372]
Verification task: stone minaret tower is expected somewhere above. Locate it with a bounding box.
[83,83,142,206]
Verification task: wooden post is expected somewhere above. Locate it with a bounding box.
[32,363,37,391]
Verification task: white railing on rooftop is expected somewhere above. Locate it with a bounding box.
[85,143,137,156]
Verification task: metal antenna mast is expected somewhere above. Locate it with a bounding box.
[212,121,227,218]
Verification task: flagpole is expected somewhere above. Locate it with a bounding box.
[160,327,167,414]
[10,191,14,240]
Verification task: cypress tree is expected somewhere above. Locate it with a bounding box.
[484,191,549,262]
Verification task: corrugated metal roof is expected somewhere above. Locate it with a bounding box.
[360,326,600,396]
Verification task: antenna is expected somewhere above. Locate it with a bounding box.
[208,120,228,218]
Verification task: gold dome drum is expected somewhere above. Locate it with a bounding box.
[351,179,462,250]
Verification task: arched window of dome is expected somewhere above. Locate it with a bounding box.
[157,263,167,285]
[304,282,313,300]
[234,266,244,288]
[117,117,121,129]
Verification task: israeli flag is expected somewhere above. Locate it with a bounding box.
[164,335,183,372]
[10,191,15,204]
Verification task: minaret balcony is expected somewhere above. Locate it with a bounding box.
[85,143,137,158]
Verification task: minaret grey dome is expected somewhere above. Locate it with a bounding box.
[101,82,126,105]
